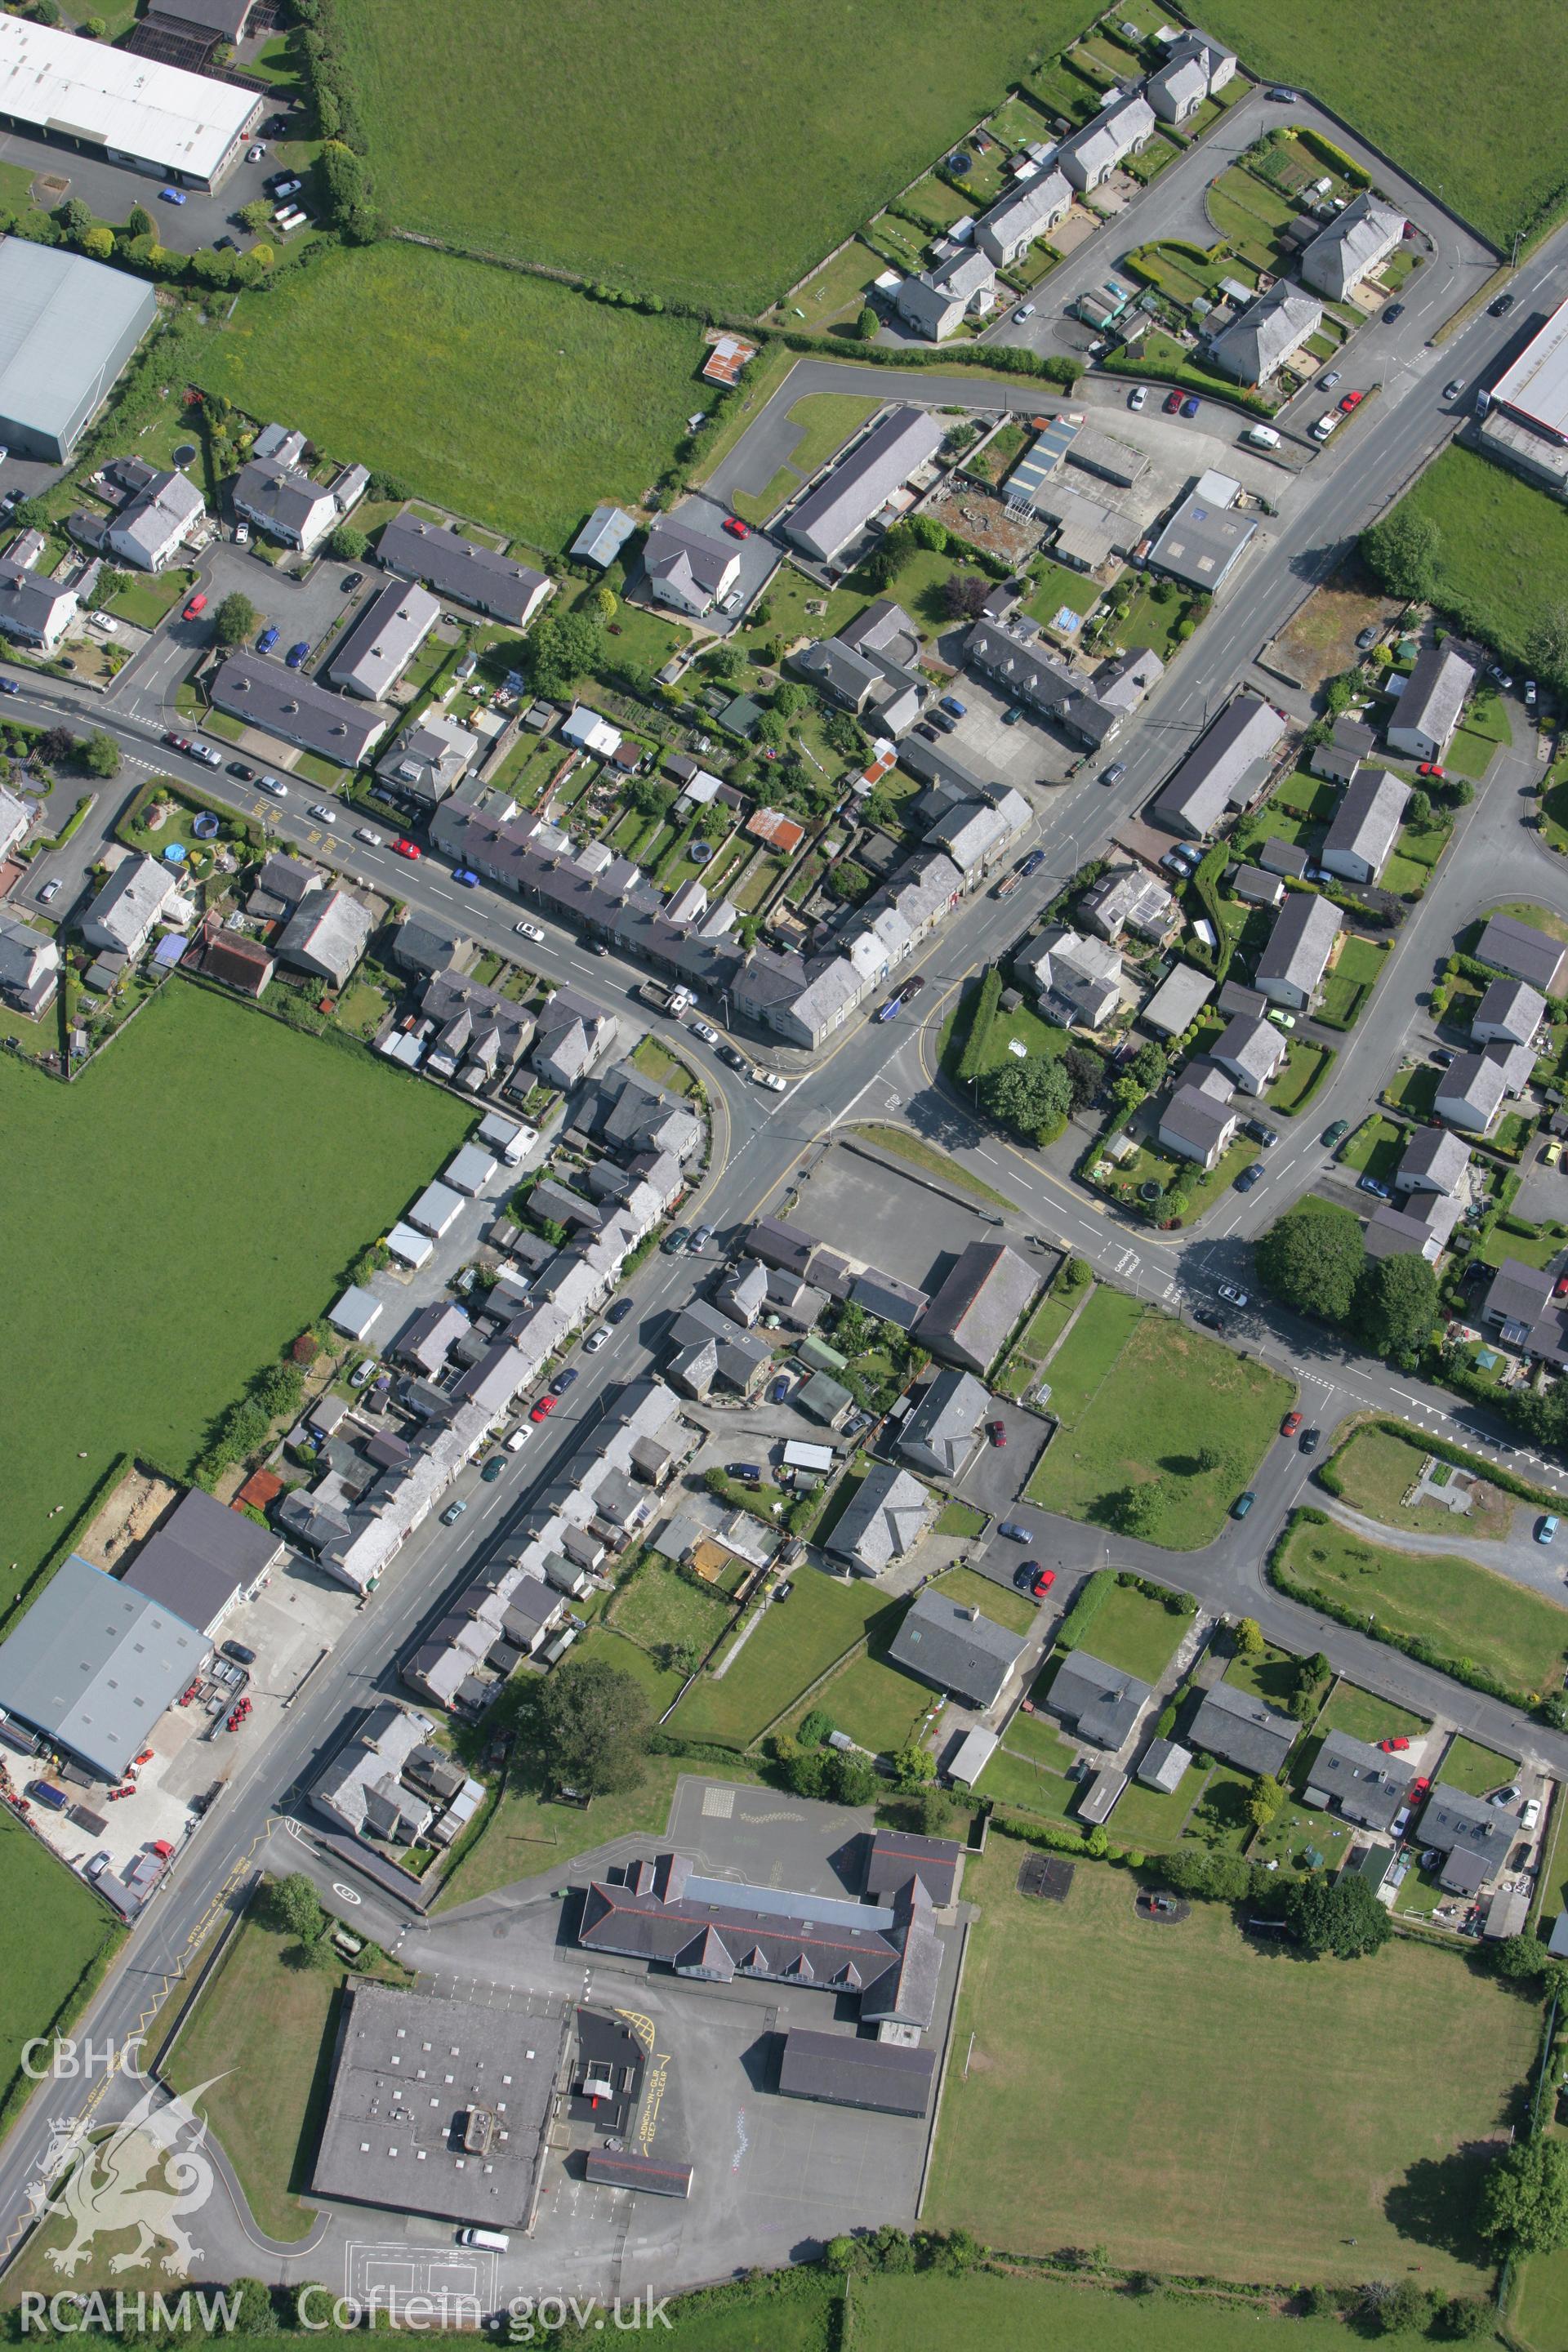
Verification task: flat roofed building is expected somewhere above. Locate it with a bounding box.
[1146,485,1258,590]
[311,1982,567,2225]
[327,577,440,701]
[379,514,554,629]
[0,13,259,190]
[1484,293,1568,442]
[0,1552,206,1780]
[0,239,158,464]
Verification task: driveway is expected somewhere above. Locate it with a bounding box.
[956,1403,1046,1518]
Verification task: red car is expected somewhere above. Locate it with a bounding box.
[1380,1735,1411,1753]
[1281,1410,1303,1437]
[722,516,750,540]
[1339,390,1364,412]
[1418,761,1446,778]
[987,1420,1006,1447]
[183,593,207,618]
[1030,1566,1056,1597]
[1556,1275,1568,1298]
[529,1394,558,1423]
[163,730,190,752]
[393,837,421,859]
[1163,390,1183,413]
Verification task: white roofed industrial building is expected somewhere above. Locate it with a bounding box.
[0,238,158,464]
[0,13,260,190]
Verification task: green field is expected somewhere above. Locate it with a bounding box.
[670,1568,895,1748]
[1197,1,1568,249]
[192,243,706,554]
[1437,1734,1519,1797]
[928,1838,1536,2287]
[1080,1581,1186,1681]
[1275,1516,1568,1700]
[1024,1294,1292,1548]
[336,0,1105,311]
[1315,1679,1428,1748]
[853,2264,1356,2352]
[609,1560,734,1664]
[0,982,469,1617]
[1329,1423,1514,1542]
[0,1814,122,2140]
[1372,448,1568,677]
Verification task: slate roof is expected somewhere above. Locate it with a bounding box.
[1255,890,1342,1003]
[1418,1782,1517,1869]
[1047,1649,1152,1751]
[916,1242,1036,1374]
[121,1486,279,1633]
[642,514,737,608]
[1388,645,1475,757]
[862,1827,964,1909]
[1475,912,1568,998]
[1211,1010,1285,1092]
[1187,1680,1295,1775]
[327,576,440,699]
[378,513,553,626]
[825,1463,931,1574]
[1397,1125,1471,1195]
[1152,694,1285,836]
[1321,765,1409,880]
[898,1368,991,1478]
[777,2029,936,2117]
[1209,282,1322,384]
[1302,191,1406,300]
[885,1584,1025,1709]
[785,407,945,561]
[1473,974,1547,1046]
[1303,1728,1407,1831]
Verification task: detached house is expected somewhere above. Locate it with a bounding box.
[1473,975,1546,1050]
[1387,645,1475,763]
[1302,193,1407,302]
[107,468,206,571]
[1320,765,1410,884]
[896,248,997,341]
[1208,283,1323,387]
[277,889,373,987]
[0,555,77,651]
[1158,1065,1238,1169]
[1024,924,1122,1028]
[1210,1011,1286,1096]
[640,514,741,618]
[80,854,178,955]
[826,1463,932,1577]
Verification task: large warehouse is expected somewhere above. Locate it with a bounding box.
[0,14,260,190]
[0,1552,208,1782]
[0,239,158,463]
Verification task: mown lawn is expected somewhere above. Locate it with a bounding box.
[0,982,469,1619]
[1025,1298,1291,1548]
[1275,1516,1568,1699]
[1314,1679,1428,1747]
[1371,448,1568,678]
[193,243,707,555]
[1080,1581,1186,1682]
[1329,1423,1515,1543]
[854,2268,1362,2352]
[0,1812,122,2143]
[609,1559,735,1662]
[1437,1733,1520,1797]
[670,1569,894,1748]
[336,0,1105,312]
[927,1837,1536,2287]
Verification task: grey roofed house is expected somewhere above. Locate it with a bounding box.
[1232,863,1283,909]
[570,504,636,569]
[146,0,256,36]
[326,577,440,700]
[745,1215,815,1276]
[886,1584,1024,1709]
[378,513,554,629]
[665,1299,773,1398]
[916,1241,1036,1376]
[1058,91,1156,189]
[310,1700,434,1845]
[421,965,535,1085]
[390,914,473,978]
[1255,890,1342,1010]
[80,853,176,954]
[1311,713,1376,783]
[532,985,619,1088]
[863,1825,965,1909]
[1302,191,1407,301]
[1363,1192,1461,1264]
[212,653,393,766]
[0,238,158,466]
[311,1982,566,2226]
[277,888,373,987]
[0,906,59,1017]
[962,617,1162,750]
[579,1850,942,2029]
[1433,1048,1514,1135]
[1140,960,1215,1038]
[827,1463,932,1576]
[974,168,1072,266]
[121,1486,283,1636]
[376,708,478,805]
[640,514,739,617]
[1396,1125,1471,1196]
[1210,1011,1286,1096]
[0,1552,207,1781]
[1417,1783,1517,1878]
[1145,486,1258,591]
[397,1300,470,1374]
[1208,283,1323,385]
[895,247,997,341]
[1387,644,1476,762]
[1259,836,1309,880]
[898,1368,991,1479]
[251,849,320,912]
[1137,1737,1191,1793]
[0,555,77,649]
[1302,1728,1408,1832]
[105,466,205,570]
[1146,51,1209,118]
[1484,1254,1554,1332]
[849,1266,929,1329]
[1025,924,1122,1028]
[785,406,946,564]
[1473,974,1548,1049]
[1474,911,1568,999]
[1047,1650,1152,1752]
[1187,1681,1295,1776]
[840,597,921,668]
[1218,978,1268,1020]
[1321,766,1410,884]
[1079,864,1178,945]
[231,457,339,549]
[777,2029,936,2118]
[1152,694,1286,839]
[1158,1067,1238,1168]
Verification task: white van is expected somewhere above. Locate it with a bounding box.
[1245,423,1281,449]
[458,2228,510,2252]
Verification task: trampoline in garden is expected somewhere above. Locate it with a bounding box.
[172,443,197,467]
[191,812,220,839]
[1018,1854,1074,1902]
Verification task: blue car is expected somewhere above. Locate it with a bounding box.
[1358,1174,1392,1200]
[1180,394,1200,417]
[159,186,187,206]
[1020,849,1045,877]
[285,639,310,668]
[452,867,479,888]
[1538,1516,1560,1545]
[0,679,19,697]
[256,626,279,653]
[769,1374,791,1405]
[938,695,967,719]
[1235,1162,1264,1192]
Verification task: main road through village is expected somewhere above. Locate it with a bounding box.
[6,146,1568,2290]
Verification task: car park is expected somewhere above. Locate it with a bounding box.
[256,626,279,653]
[285,640,310,667]
[514,920,545,942]
[159,186,186,204]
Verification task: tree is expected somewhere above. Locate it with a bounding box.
[1255,1200,1365,1324]
[58,197,93,241]
[1105,1483,1163,1538]
[127,203,154,241]
[1040,354,1084,390]
[1406,786,1431,825]
[1063,1045,1102,1114]
[1486,1932,1553,1982]
[623,775,675,822]
[521,1655,650,1797]
[893,1741,935,1788]
[213,591,259,650]
[827,858,871,904]
[1285,1871,1392,1960]
[238,196,274,234]
[1235,1617,1264,1657]
[82,225,114,261]
[1354,1249,1438,1361]
[592,586,617,621]
[228,2279,278,2336]
[1361,508,1441,604]
[829,1752,879,1806]
[943,572,990,621]
[982,1054,1071,1140]
[1365,2280,1428,2336]
[1128,1039,1168,1091]
[327,523,368,563]
[78,730,119,779]
[1481,2136,1568,2253]
[1246,1773,1284,1829]
[854,305,879,342]
[773,680,808,719]
[753,706,789,750]
[1526,603,1568,697]
[530,610,604,697]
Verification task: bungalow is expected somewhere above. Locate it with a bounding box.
[1320,765,1410,884]
[885,1585,1024,1710]
[1047,1649,1151,1750]
[826,1463,932,1577]
[1386,645,1475,763]
[785,407,945,564]
[1187,1680,1294,1775]
[1209,1011,1287,1095]
[1302,1728,1407,1832]
[1302,193,1407,302]
[1255,891,1342,1011]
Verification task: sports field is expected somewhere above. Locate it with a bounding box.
[193,243,706,554]
[0,1811,122,2141]
[335,0,1103,311]
[1197,0,1568,250]
[0,982,468,1617]
[1024,1293,1291,1547]
[928,1838,1535,2287]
